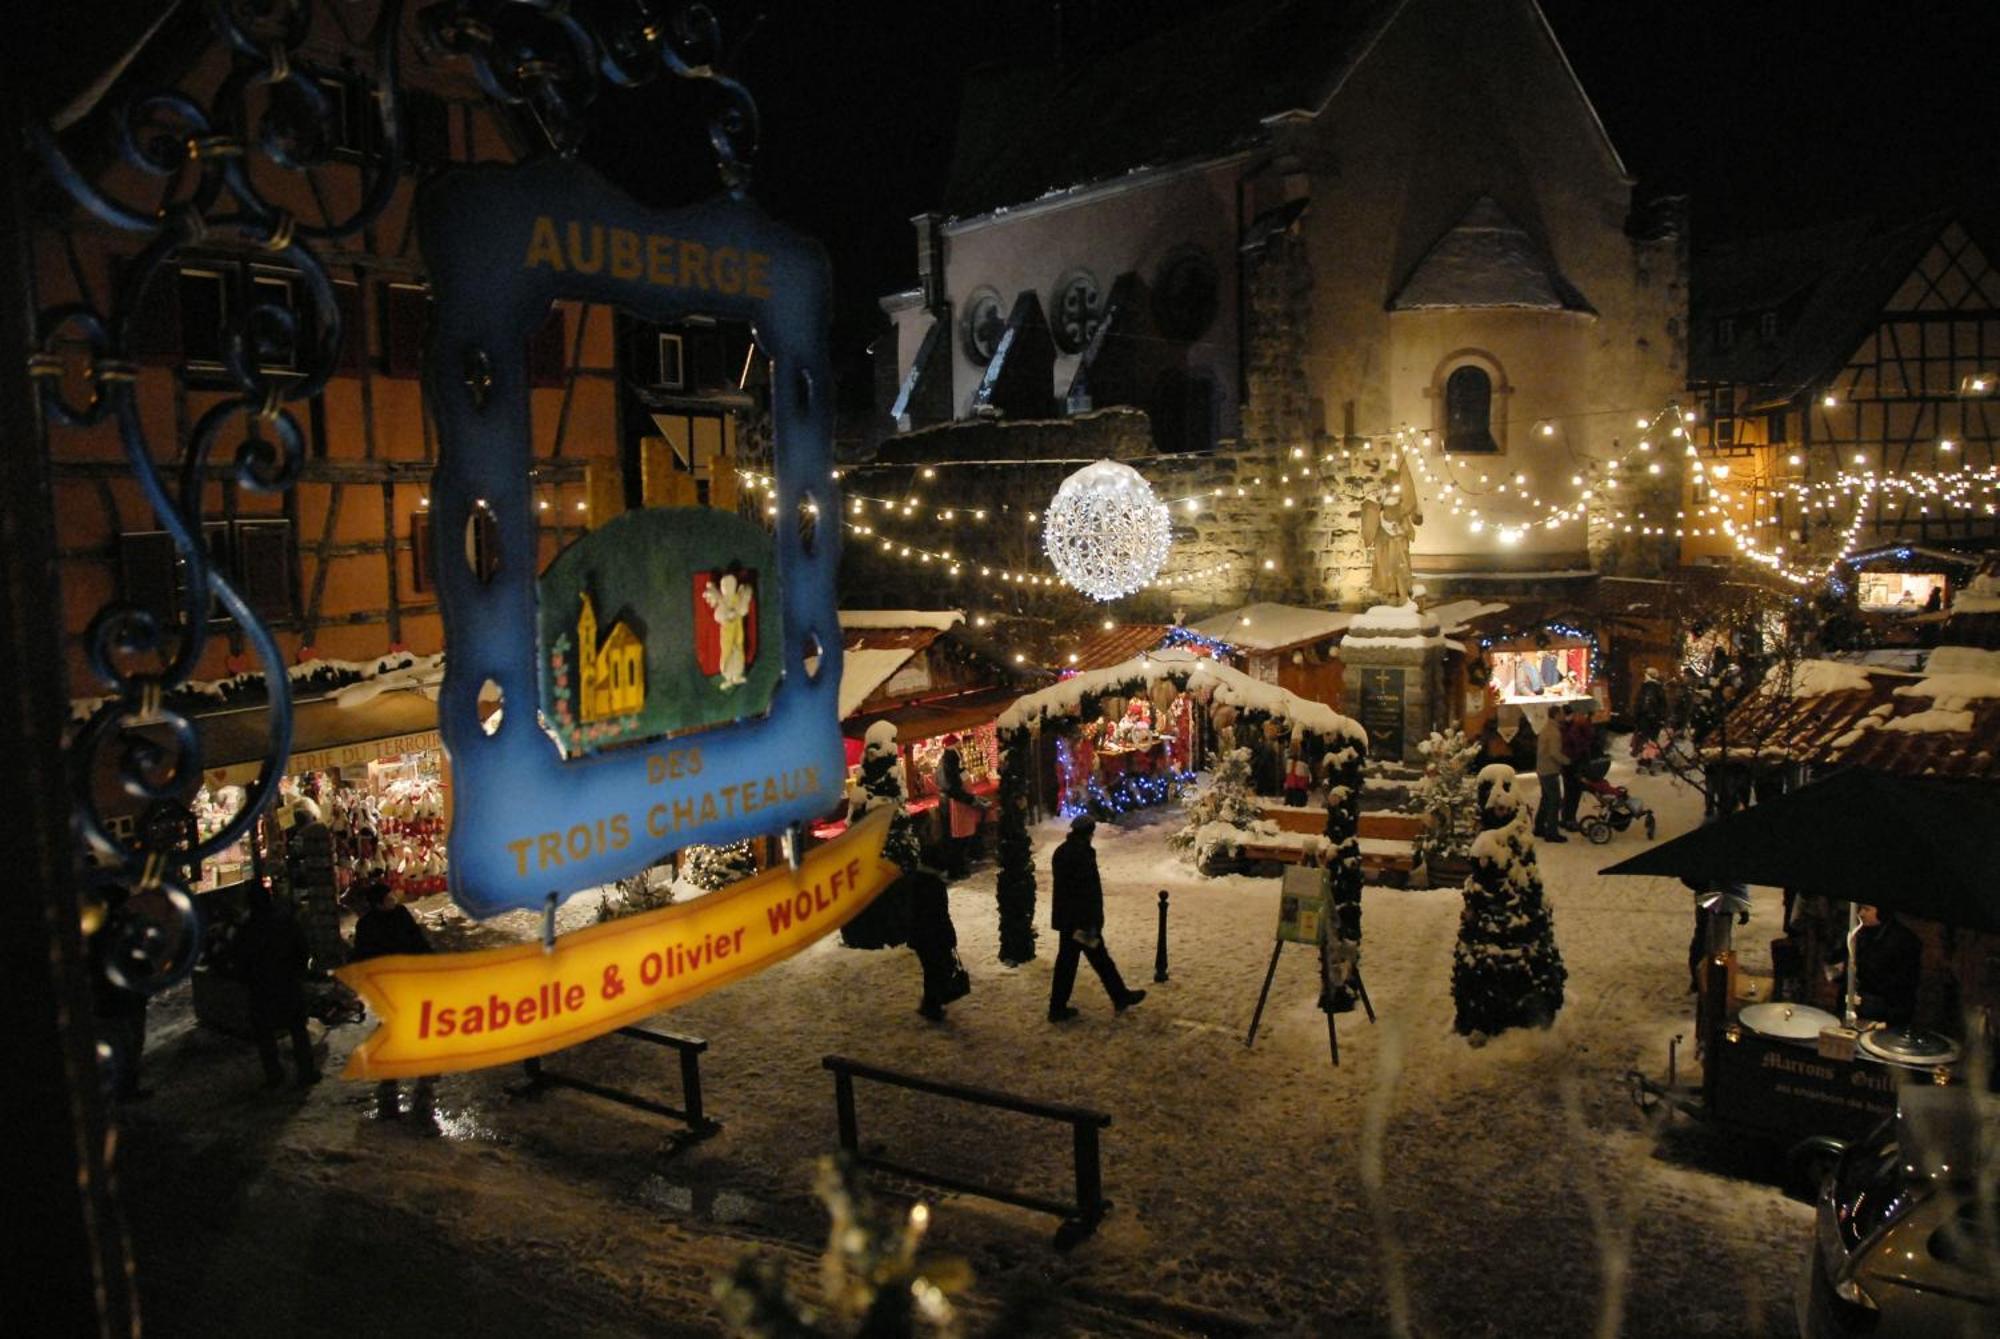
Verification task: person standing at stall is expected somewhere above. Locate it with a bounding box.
[1632,668,1667,754]
[936,735,982,881]
[1047,816,1146,1022]
[1534,705,1570,843]
[350,880,436,1120]
[1823,904,1924,1025]
[239,883,321,1090]
[1559,703,1596,832]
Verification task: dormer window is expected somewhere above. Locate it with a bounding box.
[1759,311,1778,342]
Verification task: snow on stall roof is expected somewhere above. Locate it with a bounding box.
[1783,658,1877,698]
[1881,708,1976,735]
[1893,645,2000,712]
[1951,572,2000,615]
[817,647,917,719]
[1424,598,1509,634]
[1188,602,1352,650]
[837,609,964,632]
[996,646,1366,742]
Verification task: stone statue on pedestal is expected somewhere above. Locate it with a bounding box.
[1361,457,1423,606]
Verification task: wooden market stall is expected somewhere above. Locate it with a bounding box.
[813,610,1049,857]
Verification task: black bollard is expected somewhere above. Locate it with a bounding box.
[1154,889,1169,982]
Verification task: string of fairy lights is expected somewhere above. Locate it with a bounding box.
[737,385,1996,596]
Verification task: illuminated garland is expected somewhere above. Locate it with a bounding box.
[1159,625,1236,658]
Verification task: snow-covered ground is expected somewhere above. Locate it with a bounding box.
[118,754,1813,1337]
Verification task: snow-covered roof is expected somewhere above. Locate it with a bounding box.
[1339,602,1445,651]
[1188,602,1351,651]
[838,610,964,632]
[1390,197,1592,313]
[1782,659,1877,699]
[1721,644,2000,778]
[836,647,919,719]
[997,646,1365,744]
[1892,646,2000,713]
[1424,598,1510,635]
[1952,572,2000,615]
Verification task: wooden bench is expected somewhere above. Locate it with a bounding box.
[1358,813,1425,883]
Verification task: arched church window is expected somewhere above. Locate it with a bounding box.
[1445,365,1497,453]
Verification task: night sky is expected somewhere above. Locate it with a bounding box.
[580,0,2000,401]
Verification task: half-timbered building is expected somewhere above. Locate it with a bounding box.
[1685,215,2000,567]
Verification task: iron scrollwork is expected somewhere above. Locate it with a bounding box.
[35,0,761,1000]
[33,0,410,994]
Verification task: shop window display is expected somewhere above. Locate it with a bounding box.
[1488,644,1591,703]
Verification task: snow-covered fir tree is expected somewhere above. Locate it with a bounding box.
[1321,738,1366,1011]
[1170,747,1263,867]
[994,726,1038,965]
[1452,764,1566,1040]
[1411,729,1482,870]
[841,720,916,949]
[680,841,757,892]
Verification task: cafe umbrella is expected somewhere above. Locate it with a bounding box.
[1598,768,2000,935]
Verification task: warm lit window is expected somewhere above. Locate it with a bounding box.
[1444,365,1497,453]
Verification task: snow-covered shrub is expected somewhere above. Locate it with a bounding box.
[1411,729,1481,867]
[1451,764,1566,1040]
[994,725,1038,964]
[1171,748,1263,862]
[1321,738,1367,1010]
[595,869,676,923]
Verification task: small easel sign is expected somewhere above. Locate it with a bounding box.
[1244,861,1375,1064]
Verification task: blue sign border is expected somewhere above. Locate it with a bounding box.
[418,160,844,918]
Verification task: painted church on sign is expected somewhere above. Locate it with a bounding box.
[869,0,1686,609]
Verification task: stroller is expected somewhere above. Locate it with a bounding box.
[1576,761,1656,844]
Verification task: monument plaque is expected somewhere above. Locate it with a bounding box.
[1359,667,1405,760]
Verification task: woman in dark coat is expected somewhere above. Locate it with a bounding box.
[349,881,434,1118]
[240,883,321,1089]
[907,869,963,1021]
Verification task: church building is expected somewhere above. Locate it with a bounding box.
[867,0,1686,610]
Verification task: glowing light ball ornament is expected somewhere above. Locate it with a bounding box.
[1041,459,1173,600]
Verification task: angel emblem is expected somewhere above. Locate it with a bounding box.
[702,571,755,689]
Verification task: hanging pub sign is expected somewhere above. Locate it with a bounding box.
[414,158,852,917]
[334,159,889,1076]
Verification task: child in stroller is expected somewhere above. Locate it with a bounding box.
[1631,728,1670,775]
[1575,758,1656,844]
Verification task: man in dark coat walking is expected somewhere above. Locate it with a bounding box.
[239,883,321,1089]
[1047,816,1146,1022]
[349,880,435,1118]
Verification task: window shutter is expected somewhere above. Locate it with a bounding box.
[527,307,566,387]
[409,512,432,594]
[332,280,365,374]
[381,283,428,379]
[124,259,183,363]
[232,521,295,620]
[117,532,178,624]
[689,331,723,390]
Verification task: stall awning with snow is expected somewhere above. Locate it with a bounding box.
[998,646,1365,745]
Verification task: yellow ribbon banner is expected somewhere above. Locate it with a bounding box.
[338,808,894,1079]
